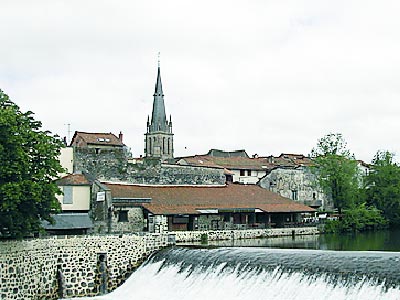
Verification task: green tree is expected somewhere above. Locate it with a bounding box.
[0,90,64,239]
[310,133,360,214]
[324,204,387,233]
[365,150,400,226]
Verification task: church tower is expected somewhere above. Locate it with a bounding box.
[144,61,174,160]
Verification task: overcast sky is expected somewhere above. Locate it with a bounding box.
[1,0,399,162]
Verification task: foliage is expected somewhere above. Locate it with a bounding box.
[0,90,64,239]
[365,151,400,226]
[324,204,388,233]
[310,133,360,213]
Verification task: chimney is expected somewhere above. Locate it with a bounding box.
[118,131,123,142]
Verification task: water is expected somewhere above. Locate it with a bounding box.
[73,247,400,300]
[204,229,400,251]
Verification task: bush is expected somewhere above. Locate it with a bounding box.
[324,204,388,233]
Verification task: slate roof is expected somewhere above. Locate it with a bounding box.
[56,174,91,186]
[149,65,169,133]
[42,213,94,230]
[207,149,249,158]
[70,131,124,147]
[104,183,315,215]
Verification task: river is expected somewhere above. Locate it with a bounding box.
[204,228,400,251]
[69,229,400,300]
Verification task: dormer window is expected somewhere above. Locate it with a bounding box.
[97,138,110,142]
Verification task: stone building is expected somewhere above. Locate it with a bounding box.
[176,149,273,184]
[104,183,315,233]
[70,131,125,150]
[258,166,330,210]
[144,64,174,161]
[177,151,333,210]
[258,154,330,210]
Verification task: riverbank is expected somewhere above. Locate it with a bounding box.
[0,227,318,299]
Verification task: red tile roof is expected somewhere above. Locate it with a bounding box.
[178,152,314,171]
[56,174,91,186]
[104,183,315,215]
[178,155,274,170]
[70,131,124,147]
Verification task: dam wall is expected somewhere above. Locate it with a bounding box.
[173,227,318,243]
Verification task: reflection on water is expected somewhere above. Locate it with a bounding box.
[196,229,400,251]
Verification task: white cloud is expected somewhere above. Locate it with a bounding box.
[1,0,400,163]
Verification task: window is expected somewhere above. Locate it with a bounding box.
[163,137,166,154]
[63,186,73,204]
[148,138,152,154]
[292,190,298,201]
[118,211,128,222]
[247,170,252,176]
[313,192,316,200]
[240,170,245,176]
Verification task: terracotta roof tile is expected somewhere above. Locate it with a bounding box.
[56,174,91,186]
[70,131,124,147]
[105,183,315,215]
[177,152,314,171]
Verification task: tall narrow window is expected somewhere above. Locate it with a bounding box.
[292,190,298,201]
[63,186,73,204]
[148,138,152,155]
[240,170,245,176]
[163,137,166,154]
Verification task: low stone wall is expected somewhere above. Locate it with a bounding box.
[173,227,319,243]
[0,233,171,300]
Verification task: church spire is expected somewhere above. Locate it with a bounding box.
[150,56,167,132]
[144,55,174,160]
[154,64,163,96]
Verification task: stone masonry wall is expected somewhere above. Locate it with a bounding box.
[111,207,145,233]
[259,167,332,210]
[0,233,170,300]
[74,148,225,185]
[173,227,319,243]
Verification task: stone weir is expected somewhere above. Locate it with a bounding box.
[0,233,173,300]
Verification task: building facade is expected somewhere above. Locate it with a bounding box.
[104,183,315,233]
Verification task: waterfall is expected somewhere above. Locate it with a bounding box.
[70,248,400,300]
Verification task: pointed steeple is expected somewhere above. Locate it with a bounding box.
[154,64,163,97]
[144,56,174,160]
[150,58,167,132]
